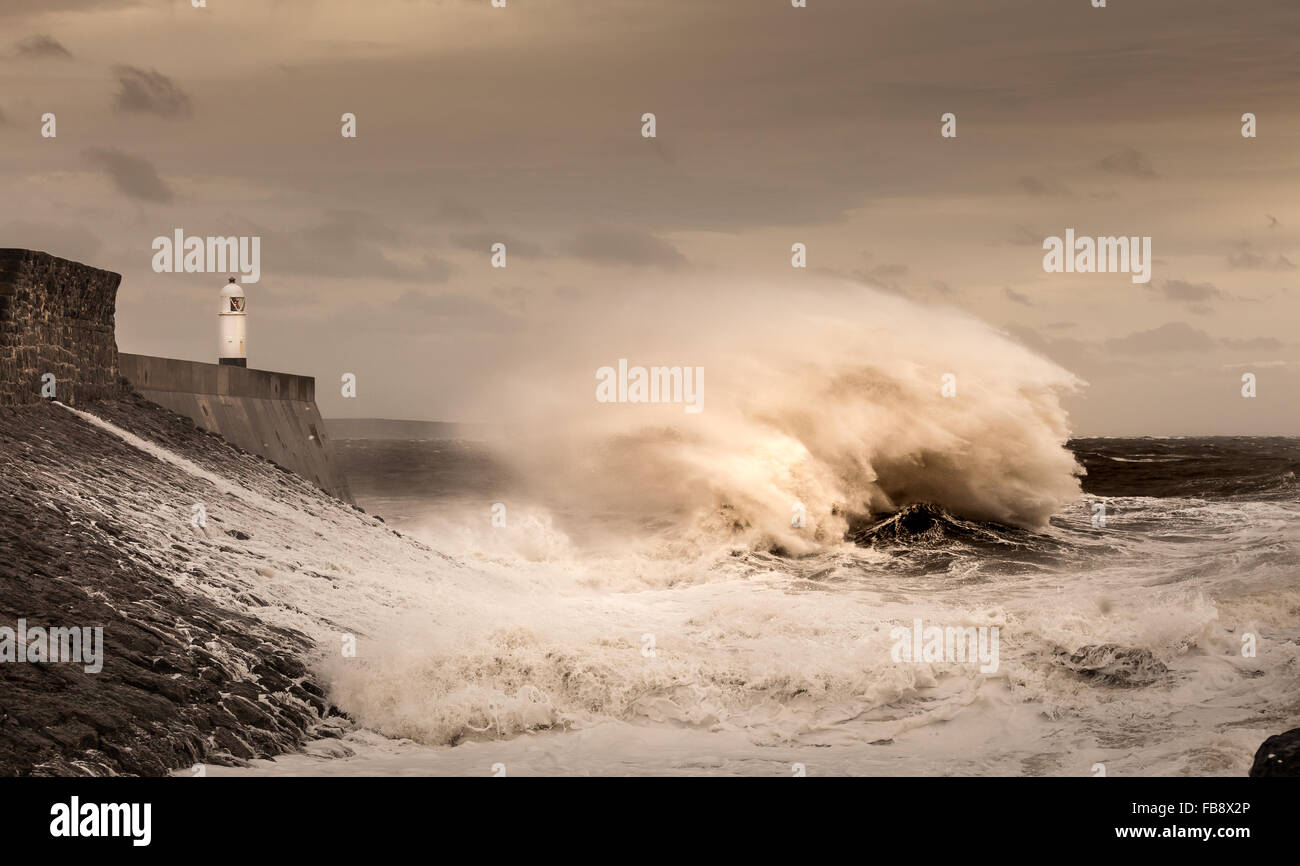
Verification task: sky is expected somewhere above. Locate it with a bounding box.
[2,0,1298,435]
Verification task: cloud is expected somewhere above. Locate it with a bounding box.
[329,289,520,337]
[392,290,509,321]
[1105,322,1215,354]
[266,210,454,282]
[438,199,486,223]
[1105,322,1285,355]
[1158,279,1221,303]
[1004,286,1033,305]
[0,220,102,263]
[1,0,133,12]
[0,0,136,18]
[14,34,72,58]
[450,232,544,258]
[1097,147,1155,177]
[565,228,687,268]
[1221,336,1285,351]
[1003,325,1095,373]
[1009,225,1043,247]
[83,147,175,202]
[1017,175,1068,196]
[112,65,192,118]
[850,253,909,292]
[1226,242,1296,271]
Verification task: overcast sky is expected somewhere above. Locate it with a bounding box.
[3,0,1298,434]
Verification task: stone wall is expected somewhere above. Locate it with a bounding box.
[0,249,350,502]
[0,249,126,406]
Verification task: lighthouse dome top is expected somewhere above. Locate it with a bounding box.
[221,277,245,298]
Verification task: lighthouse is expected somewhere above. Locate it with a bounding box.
[218,277,247,367]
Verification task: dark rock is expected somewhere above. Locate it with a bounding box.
[222,695,271,727]
[211,727,256,760]
[1249,727,1300,777]
[0,399,331,776]
[1053,643,1168,687]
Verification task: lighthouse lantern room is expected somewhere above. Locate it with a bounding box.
[219,277,247,367]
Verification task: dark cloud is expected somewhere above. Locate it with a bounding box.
[1017,176,1068,196]
[15,34,72,58]
[565,228,687,269]
[112,65,192,118]
[438,199,486,223]
[450,232,544,258]
[1004,287,1033,305]
[1003,325,1095,374]
[0,0,135,14]
[324,290,520,338]
[1097,148,1156,177]
[7,0,1300,434]
[1009,225,1044,247]
[1227,242,1296,271]
[1222,336,1285,351]
[265,211,454,283]
[1159,279,1221,303]
[1106,322,1216,354]
[83,147,174,203]
[392,291,509,321]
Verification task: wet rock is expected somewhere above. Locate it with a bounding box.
[0,399,330,776]
[1249,727,1300,777]
[223,695,272,727]
[211,727,257,760]
[1053,643,1169,687]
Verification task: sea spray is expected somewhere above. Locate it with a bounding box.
[467,274,1084,554]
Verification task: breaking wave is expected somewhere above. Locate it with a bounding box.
[476,275,1085,555]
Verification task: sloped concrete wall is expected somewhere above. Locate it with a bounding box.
[120,353,353,503]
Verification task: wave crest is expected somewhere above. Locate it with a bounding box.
[483,276,1085,551]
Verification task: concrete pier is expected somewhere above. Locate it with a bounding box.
[119,353,353,502]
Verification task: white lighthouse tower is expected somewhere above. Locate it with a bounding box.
[218,277,247,367]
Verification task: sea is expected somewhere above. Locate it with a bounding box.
[218,434,1300,777]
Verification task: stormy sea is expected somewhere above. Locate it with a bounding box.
[4,268,1296,778]
[206,429,1297,777]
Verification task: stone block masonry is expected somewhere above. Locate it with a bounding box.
[0,249,126,406]
[0,248,351,503]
